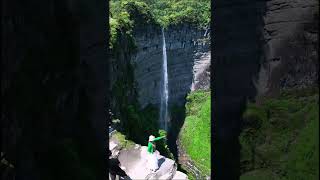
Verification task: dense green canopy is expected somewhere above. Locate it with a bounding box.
[109,0,210,48]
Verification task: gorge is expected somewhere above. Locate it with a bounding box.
[109,0,211,179]
[109,23,211,179]
[2,0,317,179]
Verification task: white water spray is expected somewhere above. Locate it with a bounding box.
[160,28,169,131]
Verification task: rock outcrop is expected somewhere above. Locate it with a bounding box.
[109,137,188,180]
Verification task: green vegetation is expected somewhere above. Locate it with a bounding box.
[145,0,210,27]
[110,0,210,48]
[180,90,211,177]
[240,88,319,180]
[158,129,175,159]
[112,131,136,149]
[122,104,159,143]
[110,0,152,49]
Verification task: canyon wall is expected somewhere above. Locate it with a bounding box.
[256,0,319,97]
[132,25,211,108]
[213,0,318,179]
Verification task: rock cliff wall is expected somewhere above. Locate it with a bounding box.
[132,25,210,108]
[256,0,319,97]
[213,0,318,179]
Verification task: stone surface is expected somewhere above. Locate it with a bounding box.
[172,171,188,180]
[113,144,188,180]
[191,52,211,91]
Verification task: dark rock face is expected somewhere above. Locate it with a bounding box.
[132,25,210,108]
[213,0,318,179]
[109,29,137,119]
[2,0,107,179]
[256,0,319,97]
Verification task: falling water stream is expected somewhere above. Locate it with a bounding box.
[160,28,169,131]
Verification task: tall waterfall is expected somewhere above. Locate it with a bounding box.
[160,28,169,131]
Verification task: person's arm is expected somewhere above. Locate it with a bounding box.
[153,136,165,141]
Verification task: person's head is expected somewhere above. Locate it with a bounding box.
[148,135,155,142]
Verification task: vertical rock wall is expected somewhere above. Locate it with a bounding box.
[132,25,211,108]
[256,0,319,97]
[213,0,318,179]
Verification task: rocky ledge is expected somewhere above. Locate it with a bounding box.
[109,134,188,180]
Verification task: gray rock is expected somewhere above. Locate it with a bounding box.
[116,144,188,180]
[132,25,211,108]
[256,0,319,96]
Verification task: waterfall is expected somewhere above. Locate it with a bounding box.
[160,28,169,131]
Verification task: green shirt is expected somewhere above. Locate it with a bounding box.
[147,136,165,154]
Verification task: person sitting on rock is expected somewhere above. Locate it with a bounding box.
[147,135,166,172]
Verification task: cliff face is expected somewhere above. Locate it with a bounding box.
[132,25,210,108]
[256,0,319,97]
[213,0,318,179]
[109,29,137,119]
[2,0,107,179]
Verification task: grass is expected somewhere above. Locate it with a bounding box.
[180,90,211,176]
[240,88,319,180]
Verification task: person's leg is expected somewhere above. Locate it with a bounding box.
[147,153,152,171]
[153,153,159,171]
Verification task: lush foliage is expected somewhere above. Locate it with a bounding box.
[158,129,175,159]
[109,0,210,48]
[110,0,154,48]
[240,88,319,180]
[145,0,210,27]
[120,104,159,144]
[111,131,136,149]
[180,90,211,176]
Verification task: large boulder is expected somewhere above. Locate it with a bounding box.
[109,142,188,180]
